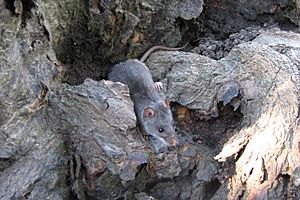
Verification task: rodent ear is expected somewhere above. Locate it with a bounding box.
[143,107,155,118]
[164,98,170,108]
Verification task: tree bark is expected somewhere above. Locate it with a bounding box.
[1,0,300,200]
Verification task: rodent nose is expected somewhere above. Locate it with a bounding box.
[168,136,177,146]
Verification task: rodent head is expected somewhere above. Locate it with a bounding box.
[142,98,178,152]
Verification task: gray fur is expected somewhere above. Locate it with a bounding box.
[108,59,177,152]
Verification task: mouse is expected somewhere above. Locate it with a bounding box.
[108,44,186,152]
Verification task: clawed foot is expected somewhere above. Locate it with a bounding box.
[154,82,163,93]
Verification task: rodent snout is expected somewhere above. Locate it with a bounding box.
[166,135,178,146]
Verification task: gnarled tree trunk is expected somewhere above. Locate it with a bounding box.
[1,0,300,200]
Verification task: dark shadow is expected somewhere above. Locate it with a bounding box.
[173,102,243,154]
[203,178,221,199]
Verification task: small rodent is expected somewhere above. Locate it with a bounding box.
[108,44,186,152]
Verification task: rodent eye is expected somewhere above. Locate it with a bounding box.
[158,128,164,133]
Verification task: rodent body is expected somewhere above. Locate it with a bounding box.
[108,45,186,152]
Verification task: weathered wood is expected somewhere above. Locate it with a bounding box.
[146,28,300,200]
[1,0,300,199]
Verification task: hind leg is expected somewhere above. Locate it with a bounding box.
[154,82,163,93]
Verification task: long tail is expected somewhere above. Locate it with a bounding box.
[139,42,188,62]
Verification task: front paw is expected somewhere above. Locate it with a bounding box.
[154,82,163,93]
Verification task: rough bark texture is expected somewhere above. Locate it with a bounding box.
[146,28,300,199]
[0,0,300,200]
[0,0,67,199]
